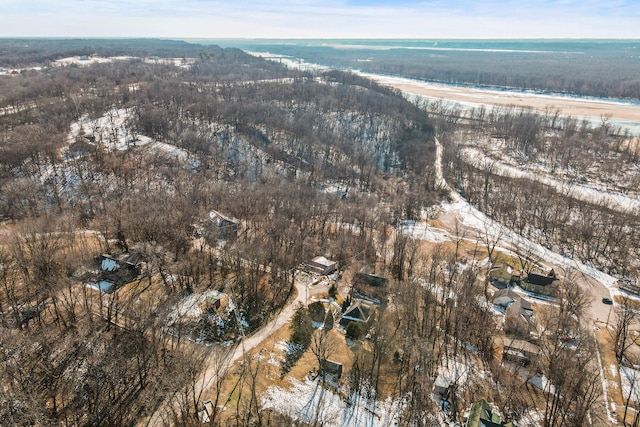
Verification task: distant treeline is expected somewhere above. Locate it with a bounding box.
[0,38,216,67]
[234,41,640,100]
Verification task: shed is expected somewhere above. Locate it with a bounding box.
[434,375,451,396]
[320,359,343,379]
[203,292,224,312]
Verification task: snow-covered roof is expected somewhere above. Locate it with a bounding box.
[209,209,238,225]
[101,258,119,272]
[311,256,336,267]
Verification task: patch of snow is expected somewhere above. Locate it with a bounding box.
[401,220,450,243]
[460,146,640,213]
[168,289,223,322]
[261,377,402,427]
[620,365,640,404]
[528,374,556,394]
[87,280,115,292]
[437,357,470,385]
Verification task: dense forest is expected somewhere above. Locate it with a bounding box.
[0,39,212,68]
[432,101,640,277]
[225,39,640,100]
[0,40,447,426]
[1,39,638,427]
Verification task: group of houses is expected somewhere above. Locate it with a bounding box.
[303,255,388,332]
[302,255,522,425]
[488,262,559,296]
[487,263,546,372]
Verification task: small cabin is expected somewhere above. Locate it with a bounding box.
[320,359,343,379]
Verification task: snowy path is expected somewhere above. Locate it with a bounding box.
[434,139,618,290]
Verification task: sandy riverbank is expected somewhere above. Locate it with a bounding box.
[363,73,640,124]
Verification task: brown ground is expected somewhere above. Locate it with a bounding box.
[595,326,627,424]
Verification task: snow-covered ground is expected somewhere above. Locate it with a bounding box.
[52,55,136,67]
[245,52,331,73]
[460,146,640,213]
[620,365,640,405]
[167,289,225,322]
[67,108,198,166]
[262,378,402,427]
[401,219,450,243]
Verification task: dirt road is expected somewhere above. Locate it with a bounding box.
[148,277,307,426]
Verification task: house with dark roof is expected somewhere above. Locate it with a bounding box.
[320,359,343,379]
[204,209,239,242]
[520,269,558,296]
[91,252,144,293]
[339,299,374,328]
[350,272,389,304]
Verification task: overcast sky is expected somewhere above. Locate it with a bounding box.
[1,0,638,39]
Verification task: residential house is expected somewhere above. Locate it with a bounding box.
[502,339,540,366]
[465,399,512,427]
[434,375,452,397]
[493,289,534,318]
[320,359,343,379]
[350,272,389,304]
[506,297,534,318]
[205,209,239,241]
[503,297,537,339]
[492,288,519,307]
[488,263,515,288]
[520,269,558,296]
[339,299,374,328]
[306,256,338,276]
[93,252,144,293]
